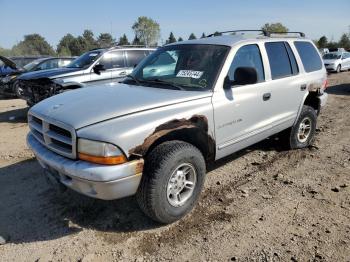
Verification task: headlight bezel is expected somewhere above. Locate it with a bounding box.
[77,138,127,165]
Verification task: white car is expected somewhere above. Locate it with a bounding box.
[323,52,350,73]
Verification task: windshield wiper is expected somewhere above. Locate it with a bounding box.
[140,78,186,90]
[125,74,141,85]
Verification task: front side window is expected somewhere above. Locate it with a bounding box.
[58,59,73,67]
[294,41,322,72]
[265,42,293,79]
[127,44,230,91]
[37,59,58,70]
[228,44,265,83]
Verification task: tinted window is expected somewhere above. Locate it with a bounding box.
[285,43,299,75]
[58,59,72,67]
[228,44,264,83]
[37,59,58,70]
[294,41,322,72]
[126,50,147,67]
[110,51,125,68]
[98,51,125,69]
[265,42,293,79]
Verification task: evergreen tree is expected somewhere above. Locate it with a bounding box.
[188,33,197,40]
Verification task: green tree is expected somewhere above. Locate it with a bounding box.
[82,29,97,50]
[166,32,176,44]
[57,33,76,56]
[261,23,289,34]
[338,33,350,49]
[118,34,130,45]
[0,46,12,56]
[132,16,160,46]
[69,36,89,56]
[178,37,183,42]
[200,33,206,38]
[97,33,115,48]
[317,36,328,48]
[132,35,144,45]
[188,33,197,40]
[12,34,55,55]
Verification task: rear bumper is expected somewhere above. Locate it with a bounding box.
[27,133,143,200]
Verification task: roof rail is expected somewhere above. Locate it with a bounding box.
[207,30,269,37]
[268,31,306,37]
[206,30,306,38]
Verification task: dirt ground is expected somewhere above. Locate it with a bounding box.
[0,72,349,262]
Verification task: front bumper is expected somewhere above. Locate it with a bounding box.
[324,64,337,71]
[27,133,143,200]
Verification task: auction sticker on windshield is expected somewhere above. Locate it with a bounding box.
[176,70,204,79]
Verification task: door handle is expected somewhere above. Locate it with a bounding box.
[300,84,307,91]
[119,71,127,76]
[263,93,271,101]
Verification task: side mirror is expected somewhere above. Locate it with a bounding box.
[93,64,105,75]
[224,67,258,89]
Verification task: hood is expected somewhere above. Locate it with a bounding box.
[0,55,19,70]
[30,82,212,129]
[18,67,83,80]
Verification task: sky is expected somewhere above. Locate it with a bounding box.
[0,0,349,49]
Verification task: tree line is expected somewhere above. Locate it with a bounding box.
[1,19,349,58]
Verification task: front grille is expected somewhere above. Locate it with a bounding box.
[28,113,76,159]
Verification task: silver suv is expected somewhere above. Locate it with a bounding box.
[18,46,155,106]
[27,30,328,224]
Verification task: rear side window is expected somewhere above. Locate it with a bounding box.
[265,42,294,79]
[285,43,299,75]
[126,50,148,67]
[228,44,265,83]
[294,41,322,72]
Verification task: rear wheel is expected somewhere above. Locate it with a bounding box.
[281,105,317,149]
[136,140,206,224]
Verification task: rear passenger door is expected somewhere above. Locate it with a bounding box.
[262,41,305,129]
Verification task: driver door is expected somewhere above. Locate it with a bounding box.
[212,44,272,159]
[89,53,113,84]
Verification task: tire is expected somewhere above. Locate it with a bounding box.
[13,81,23,98]
[282,105,317,149]
[336,65,341,73]
[136,140,206,224]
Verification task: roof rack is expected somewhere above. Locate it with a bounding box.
[206,30,305,38]
[268,31,305,37]
[207,30,269,37]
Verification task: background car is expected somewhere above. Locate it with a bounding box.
[0,56,74,97]
[18,46,155,106]
[9,56,50,68]
[323,52,350,73]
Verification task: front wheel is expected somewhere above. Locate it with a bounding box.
[136,140,206,224]
[336,65,341,73]
[282,105,317,149]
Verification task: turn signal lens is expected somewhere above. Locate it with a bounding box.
[78,152,127,165]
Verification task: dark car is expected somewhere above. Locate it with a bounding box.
[0,56,74,97]
[9,56,50,68]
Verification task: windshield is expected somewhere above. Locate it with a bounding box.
[125,44,230,91]
[66,50,102,68]
[323,53,341,60]
[23,59,45,71]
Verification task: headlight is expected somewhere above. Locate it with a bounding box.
[77,138,127,165]
[2,75,17,83]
